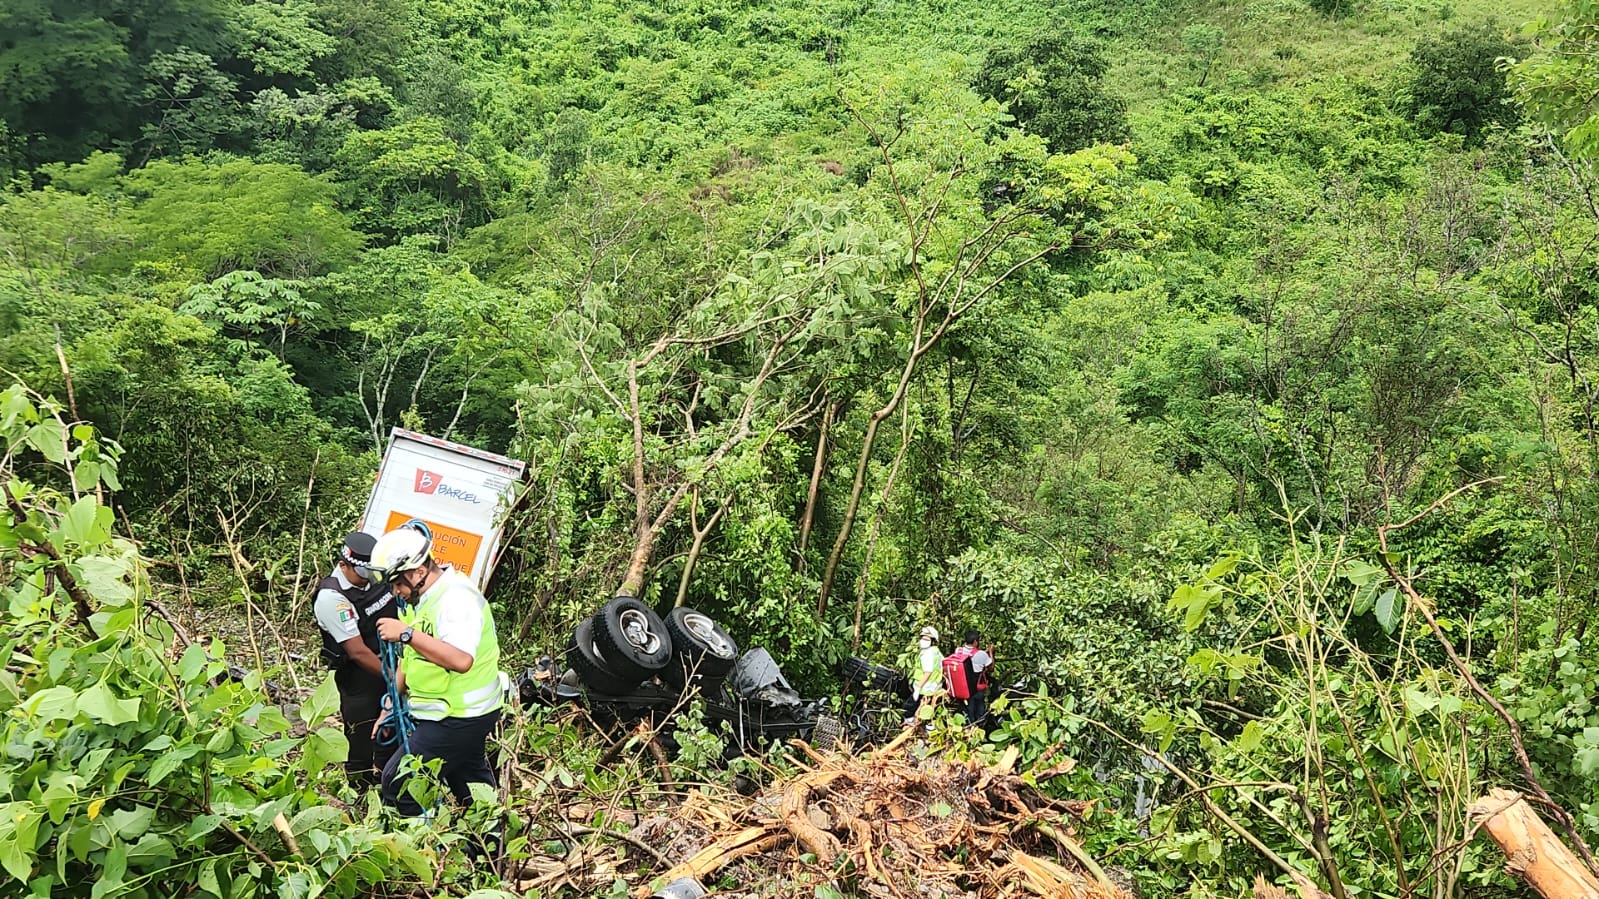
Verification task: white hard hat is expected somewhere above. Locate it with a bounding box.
[368,524,432,583]
[919,625,939,641]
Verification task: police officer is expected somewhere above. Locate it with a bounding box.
[312,532,399,788]
[367,524,503,817]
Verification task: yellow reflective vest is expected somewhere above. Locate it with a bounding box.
[402,568,502,720]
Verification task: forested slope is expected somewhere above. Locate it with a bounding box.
[6,0,1599,894]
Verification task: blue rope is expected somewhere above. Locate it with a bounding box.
[378,593,414,757]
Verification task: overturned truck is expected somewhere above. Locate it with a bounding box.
[519,597,839,755]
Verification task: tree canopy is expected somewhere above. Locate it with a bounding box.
[9,0,1599,895]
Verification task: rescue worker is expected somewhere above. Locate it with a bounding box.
[959,629,994,725]
[368,524,504,817]
[312,531,398,788]
[903,625,945,726]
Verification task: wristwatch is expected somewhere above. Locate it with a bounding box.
[399,627,414,644]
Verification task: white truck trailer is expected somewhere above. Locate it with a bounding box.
[359,428,525,590]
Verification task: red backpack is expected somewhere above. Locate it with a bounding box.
[943,646,976,700]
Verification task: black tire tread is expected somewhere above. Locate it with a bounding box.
[593,598,674,681]
[568,617,642,695]
[841,656,907,695]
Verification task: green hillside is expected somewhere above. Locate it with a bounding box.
[6,0,1599,894]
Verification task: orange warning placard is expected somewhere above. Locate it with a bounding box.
[383,512,484,577]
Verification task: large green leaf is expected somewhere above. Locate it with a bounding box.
[300,727,349,777]
[1373,587,1401,634]
[25,424,67,465]
[56,497,113,550]
[21,686,76,722]
[77,683,139,725]
[75,554,134,607]
[301,671,340,725]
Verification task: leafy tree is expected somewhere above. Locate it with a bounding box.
[0,0,239,166]
[179,270,319,357]
[972,31,1129,153]
[331,116,491,242]
[1513,0,1599,158]
[1181,24,1225,88]
[1405,21,1524,141]
[120,157,362,278]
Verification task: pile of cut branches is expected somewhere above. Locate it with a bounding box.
[619,732,1128,898]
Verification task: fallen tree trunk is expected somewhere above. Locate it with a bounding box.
[1469,789,1599,899]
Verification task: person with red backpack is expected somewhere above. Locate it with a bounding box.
[942,629,994,725]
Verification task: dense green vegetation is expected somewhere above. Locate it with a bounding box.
[9,0,1599,894]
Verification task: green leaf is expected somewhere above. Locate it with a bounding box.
[149,745,200,786]
[71,460,99,494]
[300,727,348,776]
[0,804,38,882]
[1350,583,1377,615]
[1235,720,1263,754]
[56,497,112,549]
[1374,587,1401,633]
[76,555,134,607]
[1402,687,1438,717]
[25,424,67,464]
[204,727,234,753]
[1340,559,1383,587]
[108,806,153,839]
[301,671,340,725]
[77,683,139,725]
[21,686,76,722]
[1204,552,1241,580]
[289,805,348,837]
[187,815,225,842]
[178,644,207,683]
[197,859,222,897]
[1576,747,1599,777]
[1168,583,1219,630]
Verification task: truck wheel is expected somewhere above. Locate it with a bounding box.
[593,596,674,682]
[568,617,642,695]
[841,656,908,696]
[666,608,739,679]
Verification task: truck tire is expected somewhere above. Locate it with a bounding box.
[666,608,739,679]
[568,617,642,695]
[841,656,908,696]
[593,596,674,682]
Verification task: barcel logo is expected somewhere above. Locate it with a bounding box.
[412,469,484,505]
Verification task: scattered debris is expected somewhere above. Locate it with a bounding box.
[613,732,1127,899]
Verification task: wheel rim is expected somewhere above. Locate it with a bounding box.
[619,608,663,655]
[682,612,735,658]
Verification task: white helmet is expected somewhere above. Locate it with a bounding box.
[369,522,432,584]
[919,625,939,641]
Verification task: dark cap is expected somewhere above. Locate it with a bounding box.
[339,532,376,566]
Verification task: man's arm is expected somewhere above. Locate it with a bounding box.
[376,618,474,673]
[341,636,383,678]
[405,630,474,673]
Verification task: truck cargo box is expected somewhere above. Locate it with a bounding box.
[360,428,525,590]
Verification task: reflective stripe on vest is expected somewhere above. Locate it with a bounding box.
[403,568,502,720]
